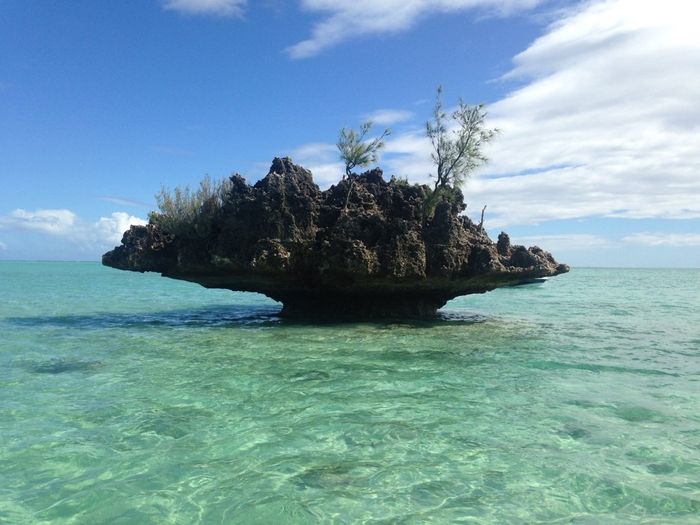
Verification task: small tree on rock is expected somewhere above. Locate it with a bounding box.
[337,121,391,179]
[427,86,498,191]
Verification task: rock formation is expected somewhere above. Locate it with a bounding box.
[103,158,569,317]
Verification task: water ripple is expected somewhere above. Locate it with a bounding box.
[1,264,699,523]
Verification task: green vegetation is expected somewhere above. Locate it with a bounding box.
[389,176,412,188]
[149,175,233,238]
[151,87,497,233]
[422,185,463,221]
[337,121,391,178]
[427,86,498,191]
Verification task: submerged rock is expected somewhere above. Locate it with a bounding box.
[103,158,568,317]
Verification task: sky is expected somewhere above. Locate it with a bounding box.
[1,0,699,267]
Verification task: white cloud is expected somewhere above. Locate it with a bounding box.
[373,0,700,227]
[0,209,78,235]
[162,0,246,17]
[623,233,700,248]
[0,209,146,250]
[287,0,546,58]
[0,241,6,251]
[304,162,346,188]
[94,213,148,245]
[292,142,337,162]
[511,233,611,251]
[290,142,344,188]
[383,130,433,180]
[363,109,414,126]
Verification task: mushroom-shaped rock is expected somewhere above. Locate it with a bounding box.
[103,158,569,317]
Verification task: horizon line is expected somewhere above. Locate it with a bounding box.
[0,259,698,270]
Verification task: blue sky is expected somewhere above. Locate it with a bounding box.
[1,0,699,266]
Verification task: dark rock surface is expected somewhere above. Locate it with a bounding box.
[103,158,569,317]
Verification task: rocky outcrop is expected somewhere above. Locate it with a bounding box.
[103,158,569,317]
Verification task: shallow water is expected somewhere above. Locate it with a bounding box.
[1,262,699,523]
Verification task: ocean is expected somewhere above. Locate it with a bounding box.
[1,262,699,523]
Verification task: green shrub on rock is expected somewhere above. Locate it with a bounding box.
[149,175,234,239]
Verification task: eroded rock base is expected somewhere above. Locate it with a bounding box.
[277,293,449,319]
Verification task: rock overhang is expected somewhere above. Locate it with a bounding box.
[103,158,569,317]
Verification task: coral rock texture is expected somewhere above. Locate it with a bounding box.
[103,158,569,317]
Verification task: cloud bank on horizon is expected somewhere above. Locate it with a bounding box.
[0,209,146,255]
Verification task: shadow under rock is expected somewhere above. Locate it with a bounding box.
[3,304,494,330]
[4,303,283,330]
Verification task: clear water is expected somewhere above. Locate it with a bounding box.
[1,262,699,524]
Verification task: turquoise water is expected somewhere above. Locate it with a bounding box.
[1,262,699,524]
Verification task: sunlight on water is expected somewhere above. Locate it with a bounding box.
[1,263,699,523]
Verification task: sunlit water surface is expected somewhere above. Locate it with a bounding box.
[1,262,699,523]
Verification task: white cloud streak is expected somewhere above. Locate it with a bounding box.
[162,0,246,17]
[98,196,152,208]
[287,0,546,58]
[363,109,414,126]
[511,233,611,251]
[0,241,6,251]
[623,233,700,248]
[0,209,147,250]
